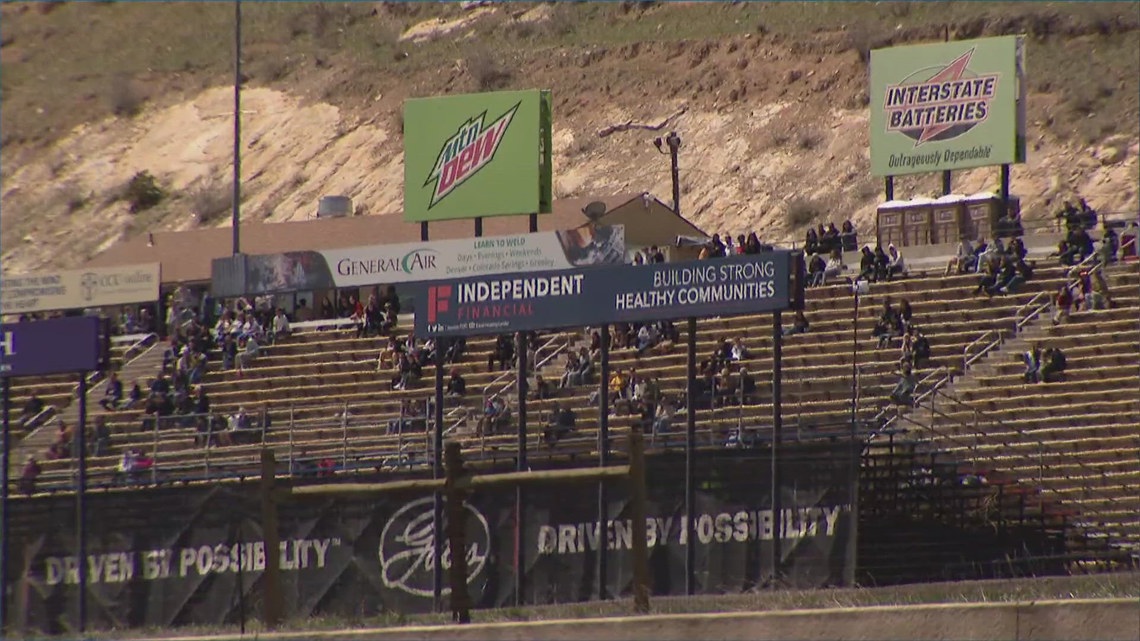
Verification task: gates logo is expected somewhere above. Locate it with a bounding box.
[378,496,491,598]
[423,102,519,209]
[884,48,1000,146]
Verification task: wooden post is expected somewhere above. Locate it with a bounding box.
[444,441,472,624]
[628,427,651,614]
[260,449,284,629]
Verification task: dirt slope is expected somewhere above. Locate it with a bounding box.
[1,2,1137,275]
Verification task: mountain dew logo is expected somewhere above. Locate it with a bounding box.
[424,102,519,209]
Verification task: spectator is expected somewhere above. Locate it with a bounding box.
[19,394,45,427]
[542,403,577,446]
[19,455,41,496]
[804,228,820,256]
[945,238,976,275]
[271,308,291,344]
[872,299,902,349]
[886,244,907,279]
[889,364,916,406]
[898,299,914,333]
[446,369,467,398]
[99,372,124,411]
[1051,284,1074,325]
[730,336,750,361]
[533,371,551,396]
[294,298,314,323]
[91,417,113,457]
[824,249,845,283]
[652,396,675,439]
[1098,224,1120,264]
[857,246,877,282]
[737,366,757,405]
[1039,346,1067,383]
[783,309,810,336]
[1074,268,1113,311]
[807,253,826,287]
[488,334,514,372]
[1023,343,1043,384]
[974,259,1000,297]
[873,245,890,281]
[124,381,143,410]
[237,335,260,373]
[840,220,859,252]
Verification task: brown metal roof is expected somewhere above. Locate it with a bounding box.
[84,194,653,284]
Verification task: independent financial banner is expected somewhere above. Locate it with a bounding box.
[413,252,792,337]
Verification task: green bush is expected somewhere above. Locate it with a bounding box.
[125,171,165,213]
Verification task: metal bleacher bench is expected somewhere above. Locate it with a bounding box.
[290,318,358,333]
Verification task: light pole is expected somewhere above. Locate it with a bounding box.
[653,132,682,216]
[847,278,867,587]
[232,0,243,256]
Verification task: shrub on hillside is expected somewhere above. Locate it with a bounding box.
[787,197,823,228]
[124,171,164,213]
[467,47,512,91]
[108,74,143,117]
[189,178,233,225]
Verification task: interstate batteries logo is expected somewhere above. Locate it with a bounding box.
[884,48,999,147]
[424,102,520,209]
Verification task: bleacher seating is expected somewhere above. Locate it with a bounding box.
[22,253,1140,559]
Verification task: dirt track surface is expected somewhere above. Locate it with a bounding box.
[148,598,1140,641]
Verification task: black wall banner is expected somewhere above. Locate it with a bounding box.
[6,445,853,633]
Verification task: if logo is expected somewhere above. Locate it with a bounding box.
[0,331,15,357]
[426,285,452,324]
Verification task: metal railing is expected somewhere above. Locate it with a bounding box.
[481,333,572,407]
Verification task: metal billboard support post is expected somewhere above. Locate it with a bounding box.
[847,285,862,587]
[684,317,697,596]
[597,324,610,600]
[942,171,952,196]
[421,222,430,242]
[76,372,88,634]
[474,218,483,238]
[0,377,10,634]
[432,340,446,612]
[884,176,894,202]
[514,331,529,607]
[529,213,538,234]
[770,312,783,584]
[231,0,242,256]
[1001,164,1011,218]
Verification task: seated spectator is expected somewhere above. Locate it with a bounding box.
[221,335,238,370]
[1051,284,1074,325]
[824,249,845,283]
[443,337,467,364]
[19,394,45,427]
[488,334,514,372]
[52,421,74,458]
[91,417,113,457]
[532,375,552,401]
[737,367,757,405]
[857,246,877,282]
[804,228,820,256]
[898,299,914,333]
[1039,346,1067,383]
[1055,200,1081,231]
[122,381,143,411]
[543,403,577,446]
[652,396,675,438]
[236,335,259,373]
[945,238,976,275]
[873,245,890,281]
[19,455,41,496]
[974,259,1000,297]
[807,253,826,287]
[271,308,291,344]
[872,299,902,349]
[840,220,859,252]
[823,223,841,253]
[900,326,930,369]
[99,372,124,411]
[446,369,467,398]
[1023,343,1043,384]
[730,336,750,361]
[634,323,656,356]
[986,256,1018,297]
[1098,225,1120,264]
[889,364,916,406]
[1008,236,1028,262]
[783,309,810,336]
[886,244,907,279]
[1074,267,1113,311]
[1077,198,1098,229]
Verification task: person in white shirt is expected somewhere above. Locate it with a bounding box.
[823,249,845,282]
[272,309,291,343]
[887,243,908,279]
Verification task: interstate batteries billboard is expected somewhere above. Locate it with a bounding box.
[403,90,553,222]
[869,36,1027,176]
[211,226,625,297]
[413,252,792,337]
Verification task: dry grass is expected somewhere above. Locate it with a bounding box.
[188,177,233,225]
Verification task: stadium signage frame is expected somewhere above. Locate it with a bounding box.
[0,316,101,377]
[0,263,161,316]
[869,35,1027,177]
[412,252,792,337]
[403,89,553,222]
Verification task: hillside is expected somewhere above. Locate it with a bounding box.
[1,1,1138,275]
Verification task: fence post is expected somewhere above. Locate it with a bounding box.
[628,426,651,614]
[152,415,160,485]
[444,441,472,624]
[341,401,349,469]
[205,416,213,480]
[287,406,295,477]
[260,449,283,628]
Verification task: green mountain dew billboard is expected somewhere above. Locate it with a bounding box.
[869,36,1027,177]
[404,90,553,222]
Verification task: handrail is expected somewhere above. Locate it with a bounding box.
[483,333,569,405]
[963,329,1005,370]
[1016,253,1108,332]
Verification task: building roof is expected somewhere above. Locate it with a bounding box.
[84,193,683,284]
